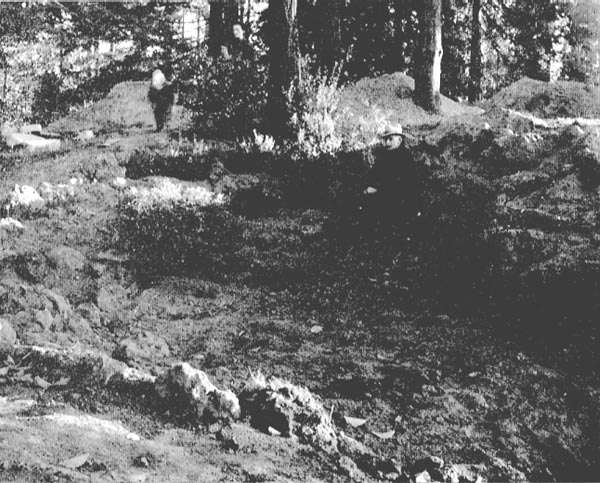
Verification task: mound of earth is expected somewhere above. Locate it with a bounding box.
[47,81,188,135]
[486,77,600,119]
[338,72,483,130]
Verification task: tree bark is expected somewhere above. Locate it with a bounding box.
[208,1,224,56]
[468,0,482,103]
[266,0,300,137]
[414,0,443,113]
[318,0,343,73]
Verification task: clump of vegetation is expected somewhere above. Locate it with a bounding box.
[288,60,344,157]
[118,179,239,277]
[179,50,269,140]
[125,145,225,181]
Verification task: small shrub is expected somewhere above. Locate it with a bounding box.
[239,130,277,155]
[288,57,388,156]
[288,58,344,157]
[30,72,63,125]
[118,179,239,277]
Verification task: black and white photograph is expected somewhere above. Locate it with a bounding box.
[0,0,599,481]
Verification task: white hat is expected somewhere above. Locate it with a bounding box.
[380,123,404,138]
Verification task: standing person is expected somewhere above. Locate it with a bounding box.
[364,123,423,230]
[228,23,254,61]
[148,62,176,132]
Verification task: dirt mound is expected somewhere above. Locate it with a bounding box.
[48,81,187,135]
[486,77,600,119]
[338,72,483,130]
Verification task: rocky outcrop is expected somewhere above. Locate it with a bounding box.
[155,362,241,424]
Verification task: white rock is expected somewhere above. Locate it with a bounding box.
[9,185,44,208]
[156,362,241,421]
[38,414,140,441]
[4,132,60,151]
[1,122,17,136]
[0,218,24,230]
[38,181,76,202]
[0,397,36,416]
[111,177,128,188]
[0,318,17,344]
[77,130,95,140]
[20,124,43,134]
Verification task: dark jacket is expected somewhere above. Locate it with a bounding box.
[367,144,422,222]
[228,38,254,61]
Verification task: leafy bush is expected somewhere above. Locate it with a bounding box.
[288,58,344,157]
[30,72,63,125]
[179,49,268,140]
[118,179,239,277]
[287,57,388,157]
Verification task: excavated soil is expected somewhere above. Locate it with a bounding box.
[0,77,599,482]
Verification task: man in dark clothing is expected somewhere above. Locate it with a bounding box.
[148,62,176,132]
[228,23,254,61]
[365,124,422,229]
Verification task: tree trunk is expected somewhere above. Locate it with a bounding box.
[319,0,343,73]
[414,0,443,113]
[208,1,224,56]
[468,0,482,103]
[266,0,300,137]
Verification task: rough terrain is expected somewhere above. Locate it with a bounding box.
[0,77,599,482]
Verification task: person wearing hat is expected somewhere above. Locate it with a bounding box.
[364,123,422,230]
[148,61,176,132]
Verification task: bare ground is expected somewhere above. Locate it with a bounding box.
[0,79,599,482]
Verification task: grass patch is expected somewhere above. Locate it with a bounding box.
[118,178,240,278]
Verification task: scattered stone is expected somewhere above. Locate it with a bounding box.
[408,456,445,482]
[239,372,338,452]
[8,184,44,210]
[445,464,485,483]
[414,470,432,483]
[64,314,94,338]
[215,427,240,452]
[77,130,95,140]
[0,318,17,345]
[76,303,102,328]
[37,181,76,203]
[20,124,43,134]
[34,308,55,331]
[60,452,90,469]
[0,217,24,231]
[133,454,151,468]
[45,246,87,272]
[114,331,171,363]
[1,122,17,136]
[111,177,128,188]
[96,286,122,314]
[13,253,52,283]
[0,397,36,416]
[338,455,366,481]
[344,415,367,427]
[155,362,241,424]
[4,132,61,151]
[338,432,378,473]
[41,288,72,316]
[39,414,140,441]
[89,262,107,278]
